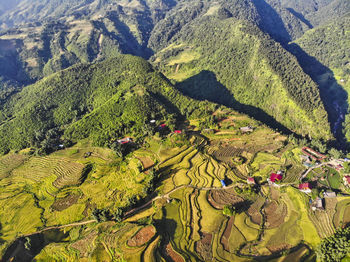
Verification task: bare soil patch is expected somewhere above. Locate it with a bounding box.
[196,232,213,261]
[208,189,243,209]
[221,216,234,252]
[51,194,80,211]
[127,225,156,247]
[265,201,287,228]
[165,243,185,262]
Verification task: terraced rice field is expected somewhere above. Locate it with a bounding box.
[108,145,323,260]
[0,154,28,179]
[333,198,350,228]
[0,132,340,261]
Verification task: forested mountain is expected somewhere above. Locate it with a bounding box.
[152,14,331,139]
[292,14,350,140]
[0,54,216,154]
[0,0,341,142]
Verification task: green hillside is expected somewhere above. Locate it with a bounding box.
[0,0,335,142]
[0,54,216,154]
[153,16,332,140]
[293,14,350,140]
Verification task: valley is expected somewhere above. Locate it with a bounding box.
[0,0,350,261]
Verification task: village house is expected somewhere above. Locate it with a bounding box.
[299,183,312,193]
[343,176,350,186]
[267,173,283,187]
[311,197,324,211]
[315,197,324,211]
[240,126,254,133]
[323,191,336,198]
[247,177,255,185]
[301,147,326,161]
[117,137,132,144]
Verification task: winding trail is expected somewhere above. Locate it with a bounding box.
[21,219,97,238]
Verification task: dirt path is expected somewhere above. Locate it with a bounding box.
[21,219,97,238]
[300,163,327,180]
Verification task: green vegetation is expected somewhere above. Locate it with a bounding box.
[1,0,350,261]
[317,227,350,262]
[0,54,217,154]
[154,15,331,139]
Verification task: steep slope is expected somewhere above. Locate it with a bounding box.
[307,0,350,27]
[293,15,350,140]
[152,15,331,139]
[253,0,350,42]
[0,0,338,142]
[0,0,177,29]
[0,54,215,153]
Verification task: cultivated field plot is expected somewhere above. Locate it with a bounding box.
[0,124,345,261]
[0,144,156,258]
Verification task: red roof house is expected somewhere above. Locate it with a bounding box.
[117,137,132,144]
[269,173,282,183]
[174,130,182,134]
[343,176,350,186]
[268,173,283,186]
[160,124,167,128]
[299,183,311,193]
[247,177,255,184]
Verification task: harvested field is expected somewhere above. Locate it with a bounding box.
[247,196,265,225]
[138,157,154,171]
[270,188,280,201]
[164,243,185,262]
[214,146,243,159]
[71,231,97,257]
[333,198,350,228]
[221,216,234,252]
[51,194,80,211]
[127,225,156,247]
[0,154,28,179]
[208,189,243,209]
[265,201,287,228]
[267,243,292,253]
[196,232,213,261]
[343,206,350,225]
[308,209,335,238]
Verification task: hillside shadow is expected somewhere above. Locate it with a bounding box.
[286,8,313,29]
[93,13,154,59]
[176,70,294,136]
[152,210,180,261]
[1,229,68,262]
[251,0,291,44]
[288,43,348,146]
